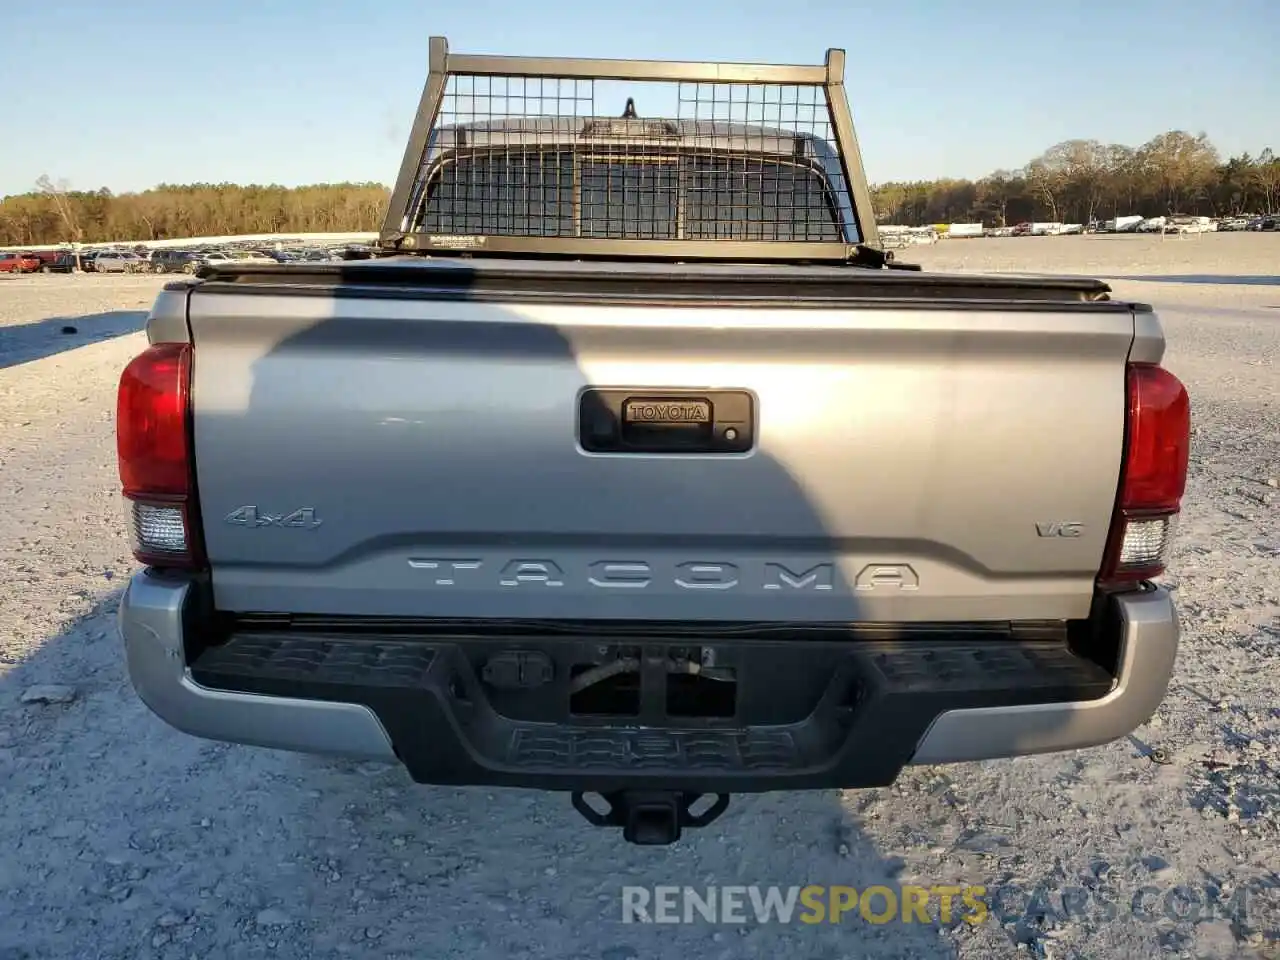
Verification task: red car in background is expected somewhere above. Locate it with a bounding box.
[20,250,78,272]
[0,252,41,273]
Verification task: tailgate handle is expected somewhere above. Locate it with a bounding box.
[622,398,713,449]
[579,389,754,454]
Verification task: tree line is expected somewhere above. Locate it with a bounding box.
[871,132,1279,227]
[0,181,391,247]
[2,130,1278,245]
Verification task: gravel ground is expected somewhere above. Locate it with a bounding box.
[1,235,1277,959]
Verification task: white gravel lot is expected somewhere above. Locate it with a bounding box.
[1,235,1277,960]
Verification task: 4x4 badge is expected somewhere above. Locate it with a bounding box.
[225,505,323,530]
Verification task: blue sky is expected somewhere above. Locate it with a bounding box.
[2,0,1275,197]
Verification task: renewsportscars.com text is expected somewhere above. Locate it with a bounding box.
[621,884,1252,926]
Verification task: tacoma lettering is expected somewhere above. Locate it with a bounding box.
[407,558,846,592]
[763,562,835,591]
[588,561,653,588]
[498,560,565,587]
[406,558,482,586]
[854,564,919,591]
[674,561,740,590]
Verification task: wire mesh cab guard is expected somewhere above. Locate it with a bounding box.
[380,37,882,262]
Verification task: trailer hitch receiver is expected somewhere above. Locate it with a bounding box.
[571,791,730,845]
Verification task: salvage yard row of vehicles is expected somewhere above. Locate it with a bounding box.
[4,214,1274,273]
[996,214,1277,236]
[91,249,278,274]
[880,213,1278,244]
[0,245,360,274]
[0,249,79,273]
[90,245,349,273]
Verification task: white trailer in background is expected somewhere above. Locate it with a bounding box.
[1115,215,1143,232]
[1030,222,1064,235]
[945,223,984,238]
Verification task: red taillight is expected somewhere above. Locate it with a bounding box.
[1121,364,1191,512]
[116,342,204,569]
[1099,363,1190,587]
[118,342,190,496]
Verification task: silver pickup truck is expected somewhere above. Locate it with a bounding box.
[116,39,1189,845]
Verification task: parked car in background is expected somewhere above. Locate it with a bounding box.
[21,250,79,273]
[0,252,41,273]
[94,251,147,273]
[226,250,277,264]
[193,250,277,269]
[1164,215,1214,235]
[151,250,205,274]
[193,251,235,267]
[43,252,79,273]
[270,247,333,262]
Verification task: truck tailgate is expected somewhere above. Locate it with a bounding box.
[185,266,1139,623]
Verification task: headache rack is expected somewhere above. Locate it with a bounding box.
[379,37,884,263]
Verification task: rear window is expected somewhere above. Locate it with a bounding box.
[416,149,843,242]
